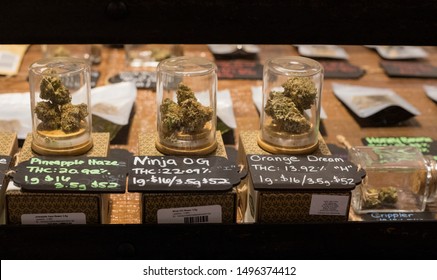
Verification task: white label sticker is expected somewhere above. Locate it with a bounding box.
[157,205,222,224]
[21,213,86,225]
[309,195,350,216]
[0,51,20,73]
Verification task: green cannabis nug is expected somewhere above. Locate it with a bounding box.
[156,56,218,155]
[161,83,213,138]
[35,70,89,133]
[29,57,93,156]
[258,56,323,154]
[264,77,317,134]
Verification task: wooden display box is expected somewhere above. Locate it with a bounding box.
[137,132,237,224]
[238,130,352,223]
[0,132,18,225]
[5,133,111,225]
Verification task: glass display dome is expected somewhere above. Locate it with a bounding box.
[155,56,217,155]
[29,57,93,156]
[258,56,323,154]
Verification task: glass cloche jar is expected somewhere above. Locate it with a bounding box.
[29,57,93,156]
[155,56,217,155]
[258,56,323,154]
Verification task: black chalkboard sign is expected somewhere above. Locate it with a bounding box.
[380,60,437,78]
[319,60,365,79]
[13,155,128,193]
[128,156,242,192]
[108,71,157,89]
[362,136,437,161]
[0,156,12,190]
[247,154,366,191]
[359,212,435,222]
[216,60,263,80]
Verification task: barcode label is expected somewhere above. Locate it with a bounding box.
[21,213,86,225]
[309,194,350,216]
[0,52,19,73]
[184,215,209,224]
[157,205,222,224]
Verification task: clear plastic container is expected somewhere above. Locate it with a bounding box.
[258,56,323,154]
[29,57,93,156]
[155,56,217,155]
[348,146,437,213]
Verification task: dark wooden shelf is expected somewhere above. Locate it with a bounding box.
[2,222,437,259]
[2,0,437,45]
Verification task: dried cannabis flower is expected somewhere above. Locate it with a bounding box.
[363,188,381,209]
[161,83,213,136]
[34,101,61,130]
[363,186,398,209]
[34,70,88,133]
[282,77,318,111]
[180,98,213,133]
[40,74,72,105]
[160,98,182,134]
[176,83,196,105]
[264,77,317,134]
[378,186,398,204]
[60,103,89,133]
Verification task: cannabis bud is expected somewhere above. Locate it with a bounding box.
[160,98,182,134]
[378,186,398,204]
[264,77,317,134]
[34,70,88,133]
[362,188,381,209]
[160,83,213,137]
[363,186,398,209]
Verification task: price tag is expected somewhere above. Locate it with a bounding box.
[21,213,86,225]
[13,155,128,193]
[247,154,366,190]
[157,205,222,224]
[128,156,243,192]
[309,194,350,216]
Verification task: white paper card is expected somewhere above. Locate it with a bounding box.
[309,194,350,216]
[332,83,420,118]
[90,82,137,125]
[296,45,349,59]
[423,85,437,102]
[0,92,32,139]
[157,205,222,224]
[208,44,260,55]
[187,89,237,129]
[374,46,428,60]
[0,51,20,74]
[21,213,86,225]
[0,45,29,75]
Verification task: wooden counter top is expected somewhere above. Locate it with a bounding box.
[3,44,437,150]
